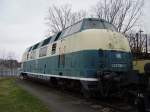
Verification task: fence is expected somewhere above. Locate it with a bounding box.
[0,69,19,77]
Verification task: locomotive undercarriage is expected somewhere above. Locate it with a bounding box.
[20,70,150,111]
[95,70,150,111]
[19,71,140,98]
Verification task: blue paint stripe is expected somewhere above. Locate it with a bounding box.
[22,50,132,78]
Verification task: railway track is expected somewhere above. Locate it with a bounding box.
[70,92,137,112]
[88,98,136,112]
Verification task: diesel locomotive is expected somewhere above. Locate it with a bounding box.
[20,18,139,97]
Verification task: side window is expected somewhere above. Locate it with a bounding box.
[27,53,29,60]
[83,20,104,30]
[103,22,117,31]
[27,47,32,60]
[30,50,36,59]
[69,22,82,34]
[27,50,36,59]
[54,32,61,41]
[41,37,51,46]
[60,22,82,37]
[39,46,47,57]
[28,47,32,52]
[33,50,36,59]
[32,43,39,50]
[62,27,72,37]
[51,43,57,54]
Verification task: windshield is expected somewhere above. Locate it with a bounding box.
[83,19,117,31]
[103,22,117,31]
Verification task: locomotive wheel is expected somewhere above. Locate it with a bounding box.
[19,73,27,80]
[19,74,24,80]
[81,87,91,98]
[98,80,112,98]
[49,77,58,88]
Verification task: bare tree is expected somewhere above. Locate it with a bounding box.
[128,30,149,53]
[0,50,17,68]
[6,51,16,60]
[6,51,18,75]
[0,49,7,60]
[0,50,18,76]
[92,0,144,34]
[45,4,87,35]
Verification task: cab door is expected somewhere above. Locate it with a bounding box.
[58,39,66,71]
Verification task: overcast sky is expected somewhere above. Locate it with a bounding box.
[0,0,150,61]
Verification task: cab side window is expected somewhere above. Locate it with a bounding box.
[51,43,57,54]
[39,46,47,57]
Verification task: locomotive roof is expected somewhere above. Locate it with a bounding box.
[26,18,116,52]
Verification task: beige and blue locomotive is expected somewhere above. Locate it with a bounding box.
[20,18,132,96]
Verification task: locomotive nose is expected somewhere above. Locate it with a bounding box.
[110,51,132,71]
[108,32,128,51]
[98,49,132,72]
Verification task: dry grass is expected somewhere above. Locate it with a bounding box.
[0,77,49,112]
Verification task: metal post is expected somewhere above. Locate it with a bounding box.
[145,34,148,54]
[136,33,139,53]
[139,30,143,53]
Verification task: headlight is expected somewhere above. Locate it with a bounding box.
[111,64,126,68]
[116,53,122,59]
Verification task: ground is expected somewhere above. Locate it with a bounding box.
[16,78,103,112]
[0,77,133,112]
[0,77,49,112]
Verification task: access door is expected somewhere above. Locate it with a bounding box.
[58,39,66,70]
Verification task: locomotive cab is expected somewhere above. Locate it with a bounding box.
[70,18,133,96]
[81,19,132,76]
